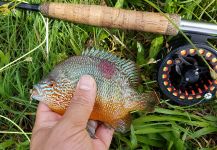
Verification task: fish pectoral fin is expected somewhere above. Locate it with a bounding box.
[111,114,131,133]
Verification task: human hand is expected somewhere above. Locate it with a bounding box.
[30,75,114,150]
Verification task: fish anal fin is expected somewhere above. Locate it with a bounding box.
[111,114,131,133]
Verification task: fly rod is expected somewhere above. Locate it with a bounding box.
[0,1,217,35]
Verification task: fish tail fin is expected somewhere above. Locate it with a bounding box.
[142,91,160,112]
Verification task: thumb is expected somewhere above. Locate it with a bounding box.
[63,75,97,127]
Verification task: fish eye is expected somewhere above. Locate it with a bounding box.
[49,83,54,87]
[48,80,56,87]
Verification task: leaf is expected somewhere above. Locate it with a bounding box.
[155,108,205,122]
[137,135,164,147]
[130,125,137,149]
[99,32,109,41]
[136,42,146,66]
[160,131,185,150]
[135,127,172,134]
[0,3,11,15]
[51,52,68,65]
[174,139,185,150]
[210,68,217,79]
[133,115,209,127]
[0,101,23,114]
[167,140,174,150]
[147,133,164,141]
[170,122,190,140]
[203,115,217,122]
[0,140,14,149]
[190,127,217,139]
[160,132,175,141]
[115,133,132,148]
[0,50,10,67]
[70,39,82,55]
[164,0,178,13]
[55,52,68,64]
[115,0,125,8]
[16,140,29,150]
[0,51,4,67]
[181,0,201,20]
[146,58,157,65]
[127,0,144,7]
[160,132,174,150]
[4,52,10,64]
[149,36,164,59]
[141,145,151,150]
[24,57,32,62]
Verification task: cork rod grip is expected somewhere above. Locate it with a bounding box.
[40,3,181,35]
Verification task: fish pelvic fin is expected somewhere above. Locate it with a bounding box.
[82,48,140,87]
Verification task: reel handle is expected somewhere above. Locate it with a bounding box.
[39,3,181,35]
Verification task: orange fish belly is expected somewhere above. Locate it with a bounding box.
[48,96,143,131]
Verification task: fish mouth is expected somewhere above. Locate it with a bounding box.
[30,85,44,101]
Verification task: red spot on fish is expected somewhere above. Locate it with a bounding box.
[98,60,116,79]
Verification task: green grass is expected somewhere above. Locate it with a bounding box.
[0,0,217,149]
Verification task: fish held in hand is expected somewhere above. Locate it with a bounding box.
[31,49,158,133]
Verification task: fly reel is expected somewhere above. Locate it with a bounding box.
[158,33,217,105]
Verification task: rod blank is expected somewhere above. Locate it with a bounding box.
[0,1,39,11]
[180,19,217,35]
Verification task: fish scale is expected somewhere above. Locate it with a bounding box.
[31,49,158,133]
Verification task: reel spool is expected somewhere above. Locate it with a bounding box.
[158,33,217,105]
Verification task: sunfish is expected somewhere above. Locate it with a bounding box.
[31,49,158,134]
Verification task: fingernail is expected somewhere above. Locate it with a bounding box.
[77,75,94,91]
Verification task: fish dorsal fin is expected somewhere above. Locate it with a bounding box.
[82,48,140,86]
